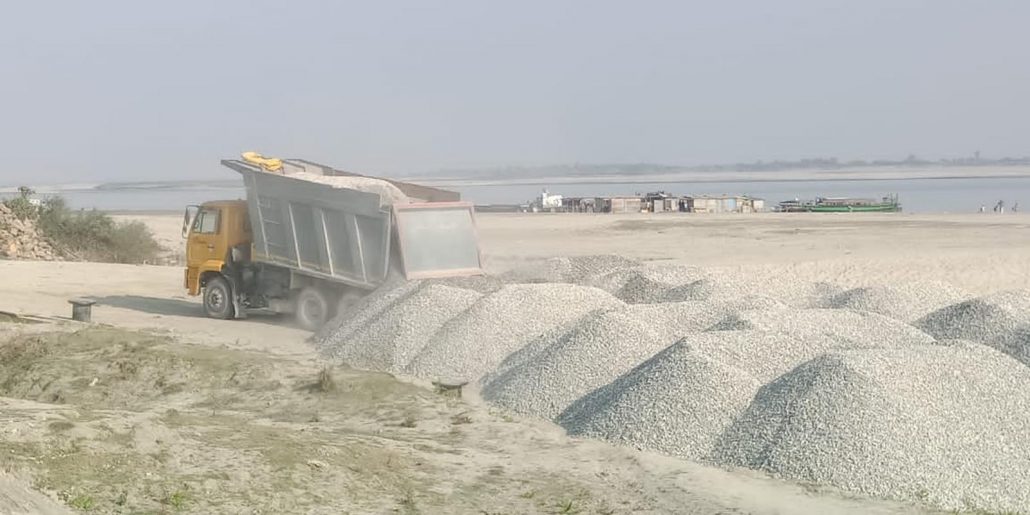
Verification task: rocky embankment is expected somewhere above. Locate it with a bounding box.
[0,204,58,260]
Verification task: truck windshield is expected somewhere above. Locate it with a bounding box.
[192,208,220,234]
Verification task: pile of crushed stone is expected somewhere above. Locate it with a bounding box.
[709,308,938,348]
[500,255,641,284]
[328,283,483,372]
[711,343,1030,513]
[312,254,1030,512]
[405,283,623,382]
[288,171,411,206]
[481,298,786,420]
[819,282,971,322]
[915,290,1030,367]
[557,333,764,460]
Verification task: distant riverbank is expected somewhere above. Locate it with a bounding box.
[4,166,1030,213]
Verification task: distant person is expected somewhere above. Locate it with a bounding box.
[1014,202,1019,213]
[995,200,1005,213]
[980,204,986,213]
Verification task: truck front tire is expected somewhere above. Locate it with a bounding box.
[203,276,235,320]
[295,287,332,331]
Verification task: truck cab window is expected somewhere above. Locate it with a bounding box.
[193,209,221,234]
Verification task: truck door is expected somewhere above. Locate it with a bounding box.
[187,207,224,267]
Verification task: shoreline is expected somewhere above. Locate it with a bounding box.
[6,165,1030,192]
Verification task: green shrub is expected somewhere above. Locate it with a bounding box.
[2,186,40,220]
[3,191,163,264]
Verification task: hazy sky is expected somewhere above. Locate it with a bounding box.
[3,1,1029,184]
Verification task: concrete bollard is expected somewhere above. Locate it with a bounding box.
[432,379,469,399]
[68,299,96,322]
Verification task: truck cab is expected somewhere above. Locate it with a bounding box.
[184,200,251,297]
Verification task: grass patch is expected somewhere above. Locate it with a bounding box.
[314,366,335,393]
[67,493,96,511]
[161,487,189,510]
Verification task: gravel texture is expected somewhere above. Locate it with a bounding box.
[915,290,1030,368]
[327,283,483,372]
[819,282,971,322]
[313,260,1030,512]
[482,299,786,420]
[557,333,764,460]
[500,255,640,284]
[289,172,411,205]
[584,264,706,293]
[992,326,1030,368]
[711,343,1030,513]
[405,283,624,382]
[314,278,423,354]
[915,290,1030,343]
[709,308,938,348]
[557,315,935,462]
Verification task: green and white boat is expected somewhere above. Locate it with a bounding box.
[777,194,901,213]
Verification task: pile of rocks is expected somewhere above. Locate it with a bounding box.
[314,255,1030,512]
[0,204,57,260]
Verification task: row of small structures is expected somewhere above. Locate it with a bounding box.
[506,191,766,213]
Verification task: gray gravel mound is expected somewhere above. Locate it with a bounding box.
[915,290,1030,343]
[820,283,971,322]
[711,343,1030,512]
[709,308,937,347]
[659,278,750,302]
[314,279,423,354]
[328,284,483,372]
[738,273,845,308]
[558,312,936,462]
[500,255,640,284]
[482,301,757,420]
[584,264,707,298]
[406,284,624,382]
[992,326,1030,368]
[558,333,765,460]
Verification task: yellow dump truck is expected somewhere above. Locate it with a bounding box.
[183,157,483,330]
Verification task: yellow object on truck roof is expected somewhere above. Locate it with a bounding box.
[241,151,283,172]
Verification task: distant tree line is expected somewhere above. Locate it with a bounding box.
[431,154,1030,180]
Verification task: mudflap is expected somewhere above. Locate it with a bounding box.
[224,275,248,320]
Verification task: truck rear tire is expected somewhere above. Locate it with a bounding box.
[203,276,235,320]
[295,287,332,331]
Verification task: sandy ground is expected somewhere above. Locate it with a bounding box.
[4,210,1024,513]
[128,210,1030,293]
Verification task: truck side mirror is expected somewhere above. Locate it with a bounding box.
[183,205,200,239]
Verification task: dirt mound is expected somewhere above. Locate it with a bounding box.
[0,204,57,260]
[711,344,1030,512]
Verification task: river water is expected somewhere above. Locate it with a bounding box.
[8,176,1030,213]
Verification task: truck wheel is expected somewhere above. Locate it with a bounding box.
[336,289,364,319]
[295,287,331,331]
[203,276,235,320]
